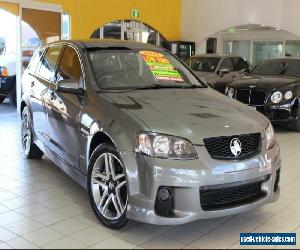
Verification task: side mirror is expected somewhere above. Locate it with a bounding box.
[56,79,84,95]
[219,68,230,77]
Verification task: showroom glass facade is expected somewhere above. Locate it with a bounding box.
[91,20,165,46]
[223,40,251,63]
[223,40,300,66]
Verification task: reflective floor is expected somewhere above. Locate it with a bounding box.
[0,101,300,249]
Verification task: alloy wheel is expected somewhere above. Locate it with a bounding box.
[91,153,128,220]
[21,108,32,155]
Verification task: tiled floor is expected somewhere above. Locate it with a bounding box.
[0,101,300,249]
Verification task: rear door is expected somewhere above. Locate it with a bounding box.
[29,45,62,146]
[45,45,84,170]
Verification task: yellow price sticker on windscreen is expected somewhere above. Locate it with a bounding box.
[140,50,184,82]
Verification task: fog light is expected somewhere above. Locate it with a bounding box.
[155,187,174,217]
[158,188,170,201]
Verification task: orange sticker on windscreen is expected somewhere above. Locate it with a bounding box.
[139,51,184,82]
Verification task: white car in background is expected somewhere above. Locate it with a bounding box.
[0,54,16,105]
[0,37,41,106]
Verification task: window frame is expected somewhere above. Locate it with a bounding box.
[35,44,64,83]
[55,43,86,90]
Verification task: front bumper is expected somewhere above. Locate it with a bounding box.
[256,99,299,125]
[121,143,281,225]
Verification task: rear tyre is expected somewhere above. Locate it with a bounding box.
[0,96,5,104]
[87,143,128,229]
[21,106,44,159]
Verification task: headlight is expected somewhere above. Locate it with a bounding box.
[228,88,235,98]
[270,91,283,104]
[284,90,293,100]
[137,133,198,160]
[265,123,275,150]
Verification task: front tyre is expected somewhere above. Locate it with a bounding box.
[88,143,128,229]
[21,106,44,159]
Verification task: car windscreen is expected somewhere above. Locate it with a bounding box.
[252,60,300,77]
[185,57,220,73]
[88,49,206,90]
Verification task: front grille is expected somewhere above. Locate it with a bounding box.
[235,89,267,106]
[236,89,250,104]
[204,133,261,160]
[200,177,268,211]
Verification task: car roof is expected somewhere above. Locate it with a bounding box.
[48,39,163,51]
[190,54,241,59]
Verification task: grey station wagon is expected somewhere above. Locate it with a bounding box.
[21,40,280,229]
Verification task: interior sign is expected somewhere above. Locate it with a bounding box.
[139,50,184,82]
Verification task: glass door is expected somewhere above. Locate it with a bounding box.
[253,41,283,66]
[223,40,251,62]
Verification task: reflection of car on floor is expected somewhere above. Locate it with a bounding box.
[21,40,280,229]
[185,54,250,94]
[226,58,300,131]
[0,55,16,106]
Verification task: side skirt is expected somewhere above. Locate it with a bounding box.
[42,145,88,190]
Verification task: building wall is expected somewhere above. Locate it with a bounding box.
[38,0,181,40]
[0,1,18,15]
[181,0,300,48]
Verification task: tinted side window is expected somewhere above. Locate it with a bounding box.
[57,46,83,85]
[220,58,234,71]
[37,45,62,82]
[232,57,249,71]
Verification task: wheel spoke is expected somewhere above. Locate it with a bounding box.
[97,189,108,211]
[108,155,116,179]
[116,180,126,191]
[93,178,108,191]
[113,174,125,181]
[23,136,27,147]
[93,171,109,181]
[104,153,110,177]
[116,190,124,211]
[112,194,121,216]
[101,193,112,214]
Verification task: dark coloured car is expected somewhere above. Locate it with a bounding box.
[185,54,250,93]
[21,40,280,229]
[226,58,300,131]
